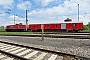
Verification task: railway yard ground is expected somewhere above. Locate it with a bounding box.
[0,32,90,60]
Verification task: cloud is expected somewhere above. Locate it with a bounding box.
[0,10,6,17]
[0,0,13,5]
[0,0,14,9]
[8,15,26,24]
[0,13,6,17]
[0,17,7,26]
[17,1,32,10]
[33,0,54,7]
[28,5,66,17]
[28,0,90,24]
[1,0,90,26]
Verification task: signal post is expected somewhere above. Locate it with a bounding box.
[41,24,44,40]
[26,10,28,31]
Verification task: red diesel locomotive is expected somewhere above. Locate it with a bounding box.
[5,21,83,32]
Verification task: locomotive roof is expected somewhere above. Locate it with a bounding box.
[29,21,83,25]
[60,21,83,23]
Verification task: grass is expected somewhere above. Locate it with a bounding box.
[0,31,33,34]
[81,30,90,32]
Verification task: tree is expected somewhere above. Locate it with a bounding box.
[0,26,5,31]
[83,22,90,32]
[88,22,90,32]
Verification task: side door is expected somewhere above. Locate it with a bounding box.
[61,23,66,29]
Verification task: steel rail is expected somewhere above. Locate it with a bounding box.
[0,41,90,60]
[0,34,89,39]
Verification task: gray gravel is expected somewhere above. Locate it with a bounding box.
[0,36,90,58]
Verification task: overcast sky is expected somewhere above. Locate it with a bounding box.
[0,0,90,26]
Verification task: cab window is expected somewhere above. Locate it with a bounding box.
[74,24,76,26]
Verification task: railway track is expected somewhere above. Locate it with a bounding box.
[33,32,90,35]
[0,52,18,60]
[0,41,89,60]
[0,33,89,39]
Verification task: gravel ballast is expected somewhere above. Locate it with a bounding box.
[0,36,90,58]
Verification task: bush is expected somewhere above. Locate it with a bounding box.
[0,26,5,32]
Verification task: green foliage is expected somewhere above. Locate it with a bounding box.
[83,22,90,32]
[0,26,5,32]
